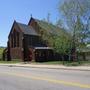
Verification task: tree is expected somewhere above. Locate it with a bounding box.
[53,34,71,55]
[47,13,51,23]
[40,13,72,61]
[39,22,71,60]
[58,0,90,61]
[56,19,64,28]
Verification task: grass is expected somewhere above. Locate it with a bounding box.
[63,61,81,66]
[33,60,90,66]
[37,61,80,66]
[34,61,63,65]
[0,59,21,64]
[0,59,90,66]
[79,60,90,66]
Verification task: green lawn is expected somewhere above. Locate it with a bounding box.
[36,61,63,65]
[0,59,21,64]
[33,60,90,66]
[0,58,90,66]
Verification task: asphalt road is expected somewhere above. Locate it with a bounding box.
[0,65,90,90]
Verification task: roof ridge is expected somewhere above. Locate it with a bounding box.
[16,21,34,29]
[16,21,27,26]
[16,21,38,36]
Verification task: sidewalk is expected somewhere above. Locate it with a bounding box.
[0,63,90,71]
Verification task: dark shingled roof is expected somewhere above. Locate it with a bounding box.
[16,22,38,36]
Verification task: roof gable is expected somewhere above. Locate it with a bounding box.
[16,22,38,36]
[8,20,38,38]
[8,21,22,38]
[28,17,69,36]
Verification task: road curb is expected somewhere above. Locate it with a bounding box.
[1,64,90,71]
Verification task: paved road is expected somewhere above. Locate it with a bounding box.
[0,66,90,90]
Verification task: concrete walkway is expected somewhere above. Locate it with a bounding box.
[0,63,90,71]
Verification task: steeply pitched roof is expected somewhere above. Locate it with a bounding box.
[16,22,38,36]
[34,18,69,36]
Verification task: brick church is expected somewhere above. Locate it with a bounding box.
[3,17,68,62]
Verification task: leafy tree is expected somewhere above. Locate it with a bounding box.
[39,22,71,60]
[53,35,71,54]
[58,0,90,60]
[40,13,72,61]
[56,19,64,28]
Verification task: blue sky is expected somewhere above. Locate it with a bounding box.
[0,0,62,46]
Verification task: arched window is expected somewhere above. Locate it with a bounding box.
[11,34,13,48]
[14,29,16,47]
[17,32,19,47]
